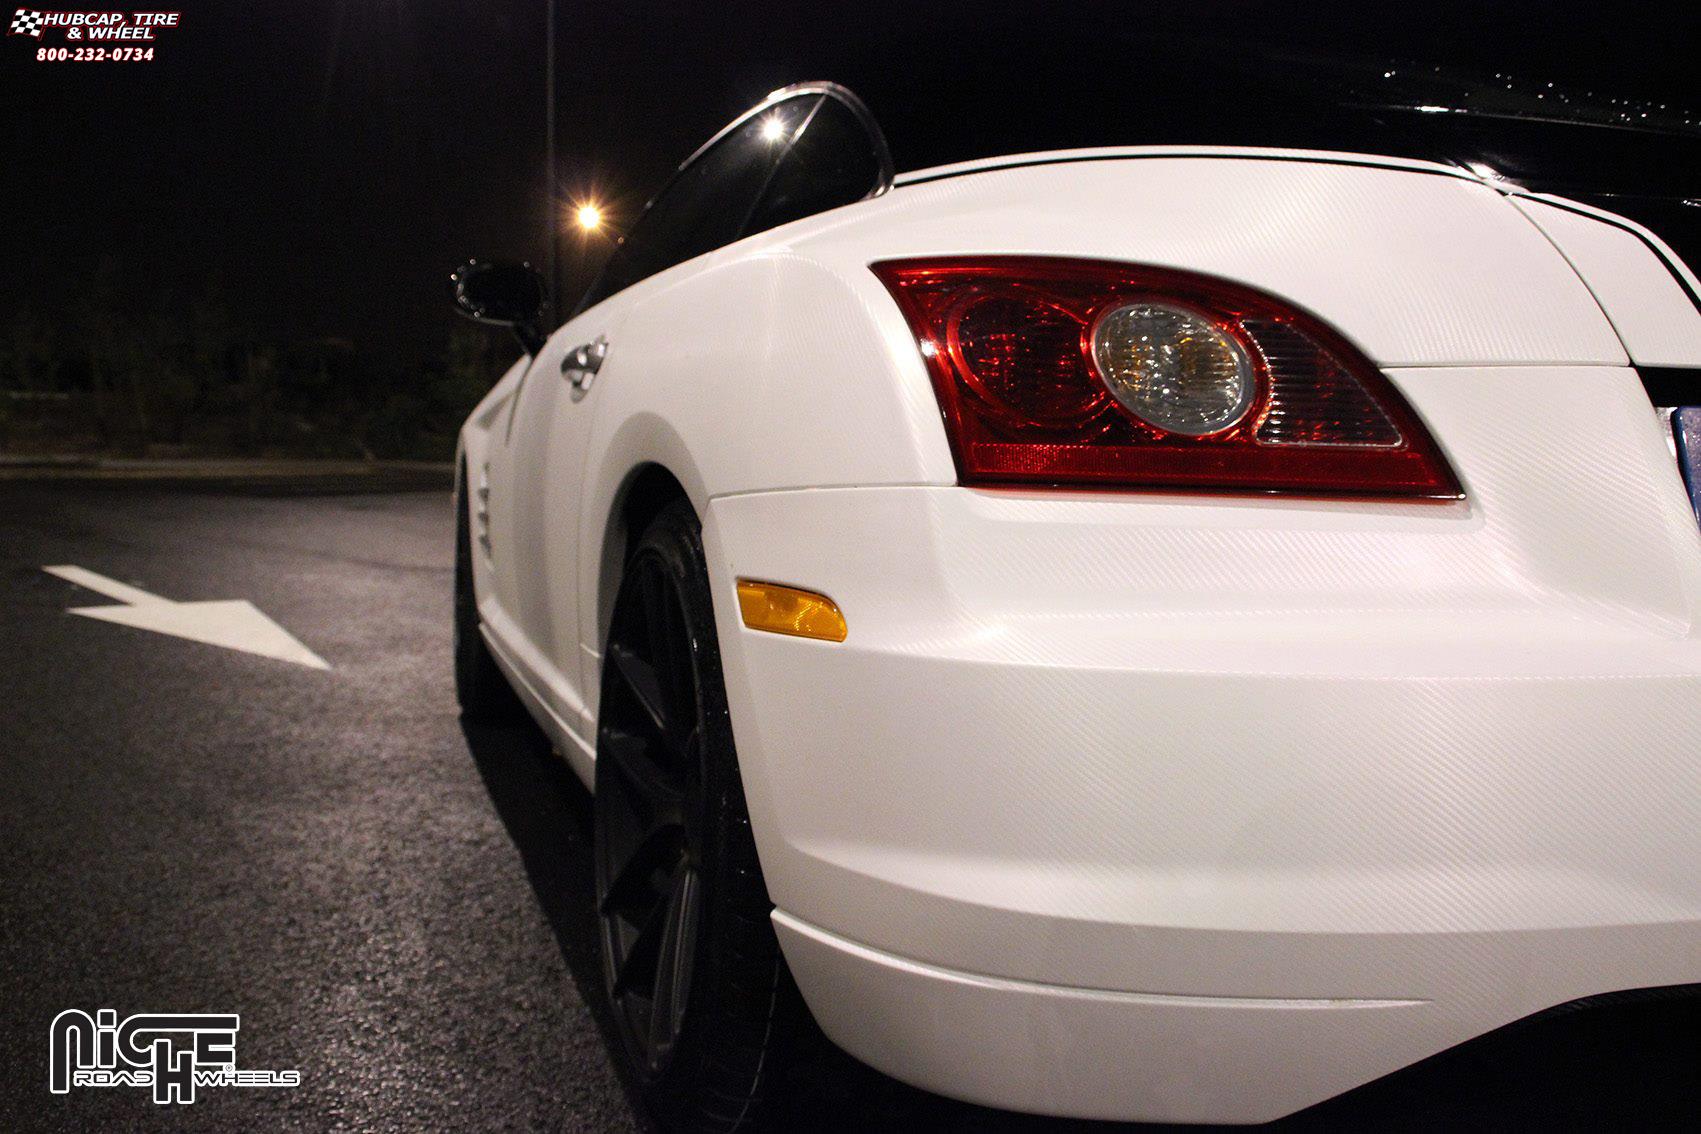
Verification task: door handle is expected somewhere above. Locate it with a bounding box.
[561,336,607,393]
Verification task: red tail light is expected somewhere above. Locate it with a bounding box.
[872,257,1462,498]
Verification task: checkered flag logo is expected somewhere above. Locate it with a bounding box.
[9,8,44,37]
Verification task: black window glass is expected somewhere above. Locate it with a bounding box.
[744,95,884,239]
[580,95,819,310]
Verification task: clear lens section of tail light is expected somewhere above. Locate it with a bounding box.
[871,256,1462,498]
[1241,319,1402,447]
[1091,302,1255,436]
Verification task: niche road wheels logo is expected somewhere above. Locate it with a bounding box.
[50,1010,299,1104]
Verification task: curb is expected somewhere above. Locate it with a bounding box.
[0,458,455,484]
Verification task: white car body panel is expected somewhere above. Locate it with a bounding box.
[834,151,1628,367]
[1514,195,1701,366]
[459,146,1701,1123]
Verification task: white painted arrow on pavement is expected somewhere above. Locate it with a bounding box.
[43,564,331,670]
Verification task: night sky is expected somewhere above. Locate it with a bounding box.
[6,2,1696,372]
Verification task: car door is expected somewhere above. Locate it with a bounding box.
[487,92,824,745]
[484,299,632,743]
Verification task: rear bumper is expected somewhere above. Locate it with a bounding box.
[771,910,1431,1124]
[700,366,1701,1123]
[771,911,1701,1124]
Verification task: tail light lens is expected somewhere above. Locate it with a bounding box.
[872,257,1462,498]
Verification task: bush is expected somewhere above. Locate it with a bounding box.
[0,281,513,461]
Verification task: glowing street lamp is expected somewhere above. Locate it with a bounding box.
[574,203,603,232]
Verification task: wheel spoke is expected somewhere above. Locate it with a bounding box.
[646,866,700,1059]
[599,815,684,921]
[602,728,685,817]
[610,885,668,998]
[637,562,673,675]
[637,564,693,753]
[607,641,671,744]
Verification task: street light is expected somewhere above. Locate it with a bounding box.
[575,203,603,232]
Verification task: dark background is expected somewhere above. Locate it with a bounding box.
[2,2,1696,459]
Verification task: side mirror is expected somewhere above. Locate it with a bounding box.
[449,259,547,355]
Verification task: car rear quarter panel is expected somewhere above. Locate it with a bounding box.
[577,152,1647,529]
[571,148,1699,730]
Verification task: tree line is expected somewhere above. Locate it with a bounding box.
[0,263,508,461]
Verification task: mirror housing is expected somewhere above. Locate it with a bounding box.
[450,259,547,355]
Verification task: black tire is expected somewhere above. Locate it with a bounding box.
[594,500,804,1132]
[454,465,524,720]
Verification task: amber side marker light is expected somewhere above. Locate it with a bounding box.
[736,580,848,642]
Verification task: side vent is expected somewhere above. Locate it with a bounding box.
[475,462,492,560]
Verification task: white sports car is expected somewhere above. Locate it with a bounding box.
[451,62,1701,1130]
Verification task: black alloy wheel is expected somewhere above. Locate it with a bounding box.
[598,547,707,1073]
[594,500,803,1132]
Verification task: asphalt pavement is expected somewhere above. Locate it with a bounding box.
[1,476,1696,1132]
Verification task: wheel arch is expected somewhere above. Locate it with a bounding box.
[583,410,712,685]
[594,459,692,664]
